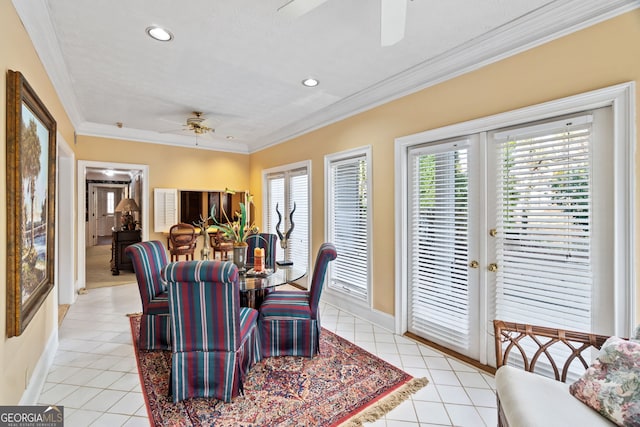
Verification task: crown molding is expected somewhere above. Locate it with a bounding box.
[14,0,639,154]
[77,122,250,154]
[12,0,84,129]
[251,0,640,153]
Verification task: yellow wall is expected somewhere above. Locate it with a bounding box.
[75,136,250,243]
[250,10,640,315]
[1,0,75,404]
[1,0,639,405]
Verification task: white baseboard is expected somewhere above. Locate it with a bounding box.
[20,329,58,405]
[321,290,396,331]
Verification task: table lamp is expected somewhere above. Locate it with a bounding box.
[115,198,140,230]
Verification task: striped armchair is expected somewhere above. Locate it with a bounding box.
[259,242,337,357]
[125,241,171,350]
[164,260,262,403]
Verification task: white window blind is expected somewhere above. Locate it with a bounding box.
[288,172,309,270]
[409,141,471,347]
[265,167,309,272]
[493,114,593,332]
[154,188,178,233]
[327,149,370,300]
[266,175,285,235]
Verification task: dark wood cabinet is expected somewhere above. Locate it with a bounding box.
[111,229,141,275]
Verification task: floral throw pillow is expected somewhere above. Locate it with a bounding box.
[569,336,640,426]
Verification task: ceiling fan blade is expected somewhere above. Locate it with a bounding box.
[381,0,407,47]
[277,0,328,18]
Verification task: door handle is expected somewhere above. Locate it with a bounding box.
[469,260,479,269]
[488,263,498,272]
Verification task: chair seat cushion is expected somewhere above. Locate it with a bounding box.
[260,292,311,319]
[496,366,615,427]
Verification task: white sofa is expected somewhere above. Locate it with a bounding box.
[495,365,615,427]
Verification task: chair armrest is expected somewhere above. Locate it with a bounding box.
[493,319,610,382]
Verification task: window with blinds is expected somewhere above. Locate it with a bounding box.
[326,148,371,301]
[265,166,309,273]
[492,114,593,332]
[408,140,471,348]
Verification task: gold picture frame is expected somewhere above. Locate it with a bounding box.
[6,70,57,337]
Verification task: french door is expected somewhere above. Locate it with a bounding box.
[406,107,615,364]
[407,136,481,359]
[264,165,310,275]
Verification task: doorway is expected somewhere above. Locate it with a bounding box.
[77,161,149,290]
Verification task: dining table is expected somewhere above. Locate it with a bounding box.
[238,265,306,309]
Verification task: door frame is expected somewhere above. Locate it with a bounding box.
[87,183,128,246]
[394,82,636,363]
[77,160,149,290]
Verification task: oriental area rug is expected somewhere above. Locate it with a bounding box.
[129,314,428,426]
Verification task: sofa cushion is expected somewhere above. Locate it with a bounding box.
[496,365,615,427]
[569,336,640,427]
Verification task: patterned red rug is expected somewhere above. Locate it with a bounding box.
[129,314,427,426]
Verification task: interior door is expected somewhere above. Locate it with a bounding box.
[407,136,481,359]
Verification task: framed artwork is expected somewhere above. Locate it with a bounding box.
[6,70,57,337]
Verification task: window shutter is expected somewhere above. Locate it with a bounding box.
[328,152,370,300]
[408,141,471,346]
[154,188,178,233]
[493,114,593,332]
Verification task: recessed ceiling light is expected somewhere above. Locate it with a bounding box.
[146,26,173,42]
[302,78,319,87]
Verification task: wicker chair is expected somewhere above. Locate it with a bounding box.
[494,320,612,427]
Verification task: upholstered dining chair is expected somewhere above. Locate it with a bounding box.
[259,242,337,357]
[246,233,277,269]
[163,260,262,403]
[125,240,171,350]
[168,223,198,261]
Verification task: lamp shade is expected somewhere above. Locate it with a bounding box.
[115,198,140,213]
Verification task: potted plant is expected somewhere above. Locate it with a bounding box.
[210,199,258,271]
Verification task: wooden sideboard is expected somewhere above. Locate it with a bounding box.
[111,229,142,275]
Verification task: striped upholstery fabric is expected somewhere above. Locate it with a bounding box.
[246,233,277,269]
[164,260,261,403]
[125,241,171,350]
[259,243,337,357]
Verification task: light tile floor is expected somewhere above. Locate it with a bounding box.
[38,284,497,426]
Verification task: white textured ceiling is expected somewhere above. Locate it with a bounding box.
[14,0,638,153]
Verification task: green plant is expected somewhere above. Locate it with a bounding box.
[210,202,258,245]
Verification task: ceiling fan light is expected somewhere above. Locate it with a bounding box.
[302,78,319,87]
[146,26,173,42]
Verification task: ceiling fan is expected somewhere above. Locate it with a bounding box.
[184,111,214,135]
[278,0,408,47]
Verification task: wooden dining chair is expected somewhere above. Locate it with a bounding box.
[168,223,198,261]
[210,230,234,261]
[258,242,337,357]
